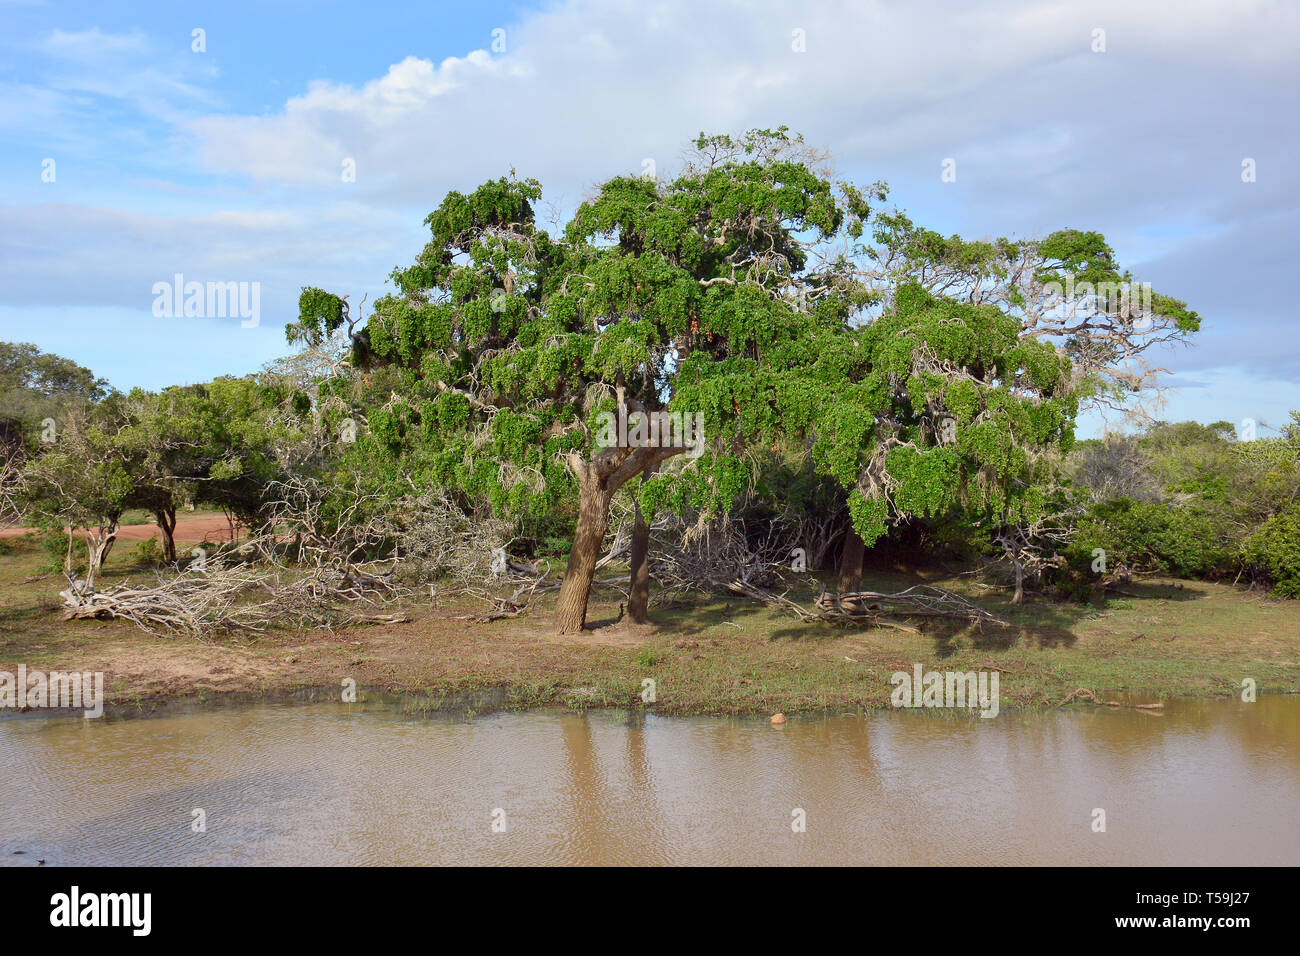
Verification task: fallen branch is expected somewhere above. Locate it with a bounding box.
[1059,687,1166,709]
[726,578,1004,632]
[819,585,1009,627]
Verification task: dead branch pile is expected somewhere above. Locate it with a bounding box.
[457,572,559,624]
[385,486,566,618]
[58,541,407,638]
[818,584,1009,628]
[392,486,519,586]
[646,510,802,601]
[60,566,260,637]
[0,444,24,531]
[58,475,410,637]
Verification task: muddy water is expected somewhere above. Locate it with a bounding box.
[1,697,1297,865]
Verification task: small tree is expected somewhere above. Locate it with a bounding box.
[0,342,107,530]
[111,389,193,563]
[23,398,134,589]
[185,377,311,535]
[0,341,108,453]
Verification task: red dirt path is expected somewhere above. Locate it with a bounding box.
[0,515,241,543]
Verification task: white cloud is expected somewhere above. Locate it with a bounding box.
[0,201,419,317]
[30,25,220,128]
[40,27,149,59]
[4,0,1298,409]
[180,1,1299,233]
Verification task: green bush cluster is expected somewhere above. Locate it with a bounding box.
[1073,498,1230,578]
[1246,506,1300,597]
[1065,415,1300,595]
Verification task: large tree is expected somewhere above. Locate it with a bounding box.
[298,129,872,633]
[297,128,1198,626]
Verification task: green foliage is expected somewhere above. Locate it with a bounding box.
[326,130,881,535]
[30,519,71,574]
[1072,498,1230,578]
[0,341,108,451]
[22,396,135,531]
[131,536,163,567]
[869,217,1201,410]
[290,288,346,346]
[808,282,1076,543]
[1246,506,1300,597]
[1064,413,1300,594]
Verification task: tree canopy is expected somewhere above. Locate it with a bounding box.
[297,129,1139,630]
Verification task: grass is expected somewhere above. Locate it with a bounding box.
[0,534,1296,718]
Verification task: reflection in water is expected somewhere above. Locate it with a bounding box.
[0,697,1297,865]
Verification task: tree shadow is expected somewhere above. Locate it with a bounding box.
[638,594,778,638]
[1107,580,1206,602]
[579,570,1217,654]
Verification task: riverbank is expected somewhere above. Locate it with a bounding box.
[2,535,1297,717]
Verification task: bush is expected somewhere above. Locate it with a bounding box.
[131,536,163,567]
[30,520,72,574]
[1245,506,1300,597]
[1072,498,1229,578]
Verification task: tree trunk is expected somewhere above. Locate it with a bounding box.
[999,532,1025,605]
[84,521,118,591]
[555,439,679,634]
[97,527,117,569]
[155,505,177,563]
[626,462,659,626]
[627,496,652,625]
[554,474,613,634]
[836,526,866,597]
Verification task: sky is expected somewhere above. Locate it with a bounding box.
[0,0,1296,438]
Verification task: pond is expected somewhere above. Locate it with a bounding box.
[1,696,1296,865]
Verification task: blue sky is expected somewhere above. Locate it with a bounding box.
[1,0,1296,438]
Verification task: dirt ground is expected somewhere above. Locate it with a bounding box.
[0,516,241,544]
[1,533,1297,717]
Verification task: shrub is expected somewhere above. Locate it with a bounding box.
[1245,506,1300,597]
[30,519,72,574]
[1072,498,1229,578]
[131,536,163,567]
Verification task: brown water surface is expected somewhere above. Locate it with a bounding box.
[1,697,1296,865]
